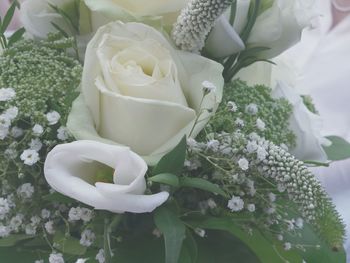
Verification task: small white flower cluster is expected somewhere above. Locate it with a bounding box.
[0,88,16,102]
[68,207,93,223]
[17,183,34,200]
[172,0,233,52]
[96,249,105,263]
[80,229,96,247]
[49,252,64,263]
[0,105,18,140]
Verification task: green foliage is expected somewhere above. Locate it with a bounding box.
[53,231,87,256]
[153,136,187,176]
[207,79,295,147]
[154,207,186,263]
[324,136,350,161]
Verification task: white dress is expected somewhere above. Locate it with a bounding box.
[284,1,350,259]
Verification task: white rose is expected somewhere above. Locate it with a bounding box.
[44,140,169,213]
[67,22,224,165]
[84,0,189,27]
[236,61,329,162]
[20,0,74,38]
[206,0,316,58]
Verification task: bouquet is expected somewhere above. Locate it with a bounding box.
[0,0,348,262]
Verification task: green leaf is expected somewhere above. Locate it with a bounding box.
[186,216,302,263]
[53,231,87,256]
[7,27,25,47]
[153,136,187,176]
[0,235,35,247]
[180,177,229,198]
[0,247,47,263]
[149,173,180,187]
[179,230,198,263]
[0,0,17,34]
[323,136,350,161]
[154,207,186,263]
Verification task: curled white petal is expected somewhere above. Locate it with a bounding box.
[44,140,169,213]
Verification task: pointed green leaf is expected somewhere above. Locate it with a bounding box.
[148,173,180,187]
[324,136,350,161]
[0,1,17,34]
[7,27,25,47]
[180,177,229,198]
[0,235,35,247]
[154,207,186,263]
[53,231,87,256]
[153,136,187,176]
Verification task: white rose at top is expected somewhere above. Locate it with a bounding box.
[44,140,169,213]
[67,22,224,165]
[83,0,190,29]
[206,0,317,58]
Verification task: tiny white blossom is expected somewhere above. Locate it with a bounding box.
[277,234,283,241]
[31,216,41,226]
[202,81,216,94]
[10,214,24,232]
[238,158,249,171]
[256,118,266,131]
[80,229,96,247]
[247,204,256,212]
[246,141,258,153]
[0,198,10,220]
[152,228,162,238]
[20,149,40,166]
[0,126,9,140]
[268,193,276,202]
[194,228,206,237]
[45,221,55,235]
[25,224,37,235]
[96,249,105,263]
[0,115,11,128]
[257,146,268,161]
[0,88,16,101]
[41,209,51,219]
[17,183,35,199]
[283,242,292,251]
[227,101,237,112]
[68,207,82,221]
[4,106,18,120]
[11,127,24,138]
[29,139,43,151]
[207,139,220,151]
[235,118,244,127]
[46,111,61,125]
[32,124,44,136]
[207,198,217,209]
[228,196,244,212]
[295,218,304,229]
[245,103,258,115]
[0,225,10,237]
[80,208,93,223]
[35,260,44,263]
[57,126,69,141]
[76,259,88,263]
[49,252,64,263]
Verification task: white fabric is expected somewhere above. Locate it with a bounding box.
[280,0,350,258]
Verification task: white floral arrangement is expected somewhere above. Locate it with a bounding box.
[0,1,348,263]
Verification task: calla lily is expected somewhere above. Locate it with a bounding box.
[44,140,169,213]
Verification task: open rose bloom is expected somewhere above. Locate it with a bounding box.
[68,21,224,164]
